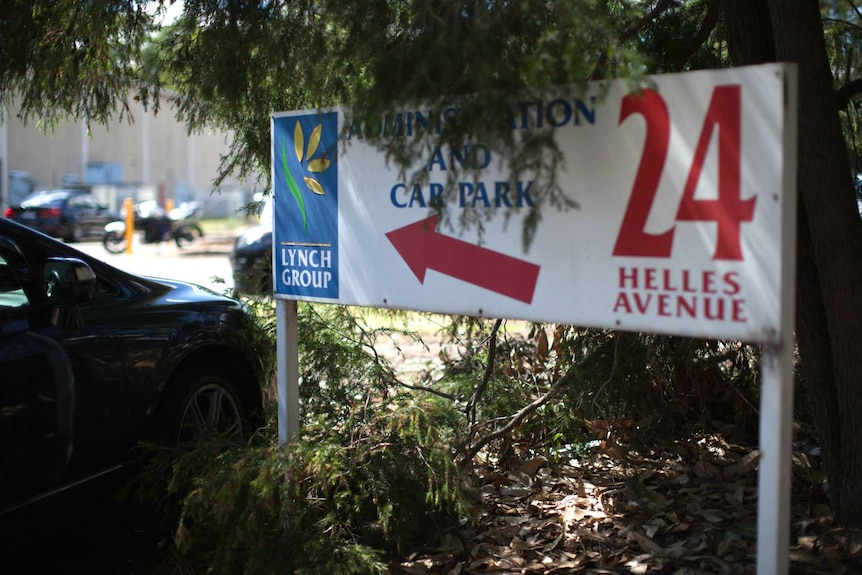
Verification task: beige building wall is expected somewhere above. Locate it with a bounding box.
[1,94,263,217]
[9,117,83,189]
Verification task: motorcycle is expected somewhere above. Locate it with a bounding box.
[103,200,204,254]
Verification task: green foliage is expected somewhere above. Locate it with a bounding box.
[3,1,861,194]
[131,301,472,574]
[625,0,728,73]
[6,1,860,223]
[545,330,763,443]
[430,316,767,462]
[296,304,401,428]
[822,1,862,174]
[240,295,279,378]
[142,0,649,242]
[0,0,153,127]
[145,397,468,575]
[125,298,786,573]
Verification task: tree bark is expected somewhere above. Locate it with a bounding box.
[722,0,774,65]
[771,0,862,528]
[724,0,862,527]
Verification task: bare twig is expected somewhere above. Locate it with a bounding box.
[463,386,557,463]
[462,361,579,463]
[672,0,721,71]
[822,17,862,34]
[395,381,458,402]
[590,0,673,79]
[846,0,862,23]
[591,332,622,419]
[466,318,503,432]
[618,0,674,43]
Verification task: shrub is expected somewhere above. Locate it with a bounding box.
[132,301,473,575]
[148,397,469,575]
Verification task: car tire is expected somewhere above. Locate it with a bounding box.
[155,361,259,445]
[66,222,83,243]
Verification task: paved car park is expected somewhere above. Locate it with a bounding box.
[72,234,237,294]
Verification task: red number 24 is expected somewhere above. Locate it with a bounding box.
[612,85,754,261]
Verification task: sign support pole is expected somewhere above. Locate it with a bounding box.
[756,343,794,574]
[757,64,798,573]
[277,299,300,443]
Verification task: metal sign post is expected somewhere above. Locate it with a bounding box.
[757,71,798,573]
[276,298,300,443]
[757,344,795,574]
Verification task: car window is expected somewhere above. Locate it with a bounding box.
[21,191,67,208]
[0,232,126,318]
[89,272,120,300]
[260,196,274,225]
[68,194,97,209]
[0,253,29,309]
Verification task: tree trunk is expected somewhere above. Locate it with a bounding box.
[724,0,862,527]
[722,0,774,65]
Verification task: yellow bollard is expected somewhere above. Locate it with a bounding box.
[124,197,134,255]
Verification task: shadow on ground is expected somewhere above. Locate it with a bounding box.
[0,469,173,573]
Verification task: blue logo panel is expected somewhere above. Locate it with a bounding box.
[273,112,339,299]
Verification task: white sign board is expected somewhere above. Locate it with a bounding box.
[273,64,798,574]
[272,64,795,345]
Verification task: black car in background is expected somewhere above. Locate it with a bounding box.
[230,196,273,296]
[0,217,265,516]
[4,189,118,242]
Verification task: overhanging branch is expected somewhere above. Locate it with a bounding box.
[672,0,721,71]
[590,0,674,79]
[837,78,862,109]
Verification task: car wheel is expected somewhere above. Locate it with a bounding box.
[155,362,257,445]
[66,222,83,243]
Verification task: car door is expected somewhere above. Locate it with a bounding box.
[0,230,127,480]
[66,194,106,238]
[36,268,129,472]
[0,244,75,512]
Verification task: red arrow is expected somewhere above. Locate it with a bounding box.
[385,216,540,304]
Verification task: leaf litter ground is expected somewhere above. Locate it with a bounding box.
[381,333,862,575]
[392,435,860,574]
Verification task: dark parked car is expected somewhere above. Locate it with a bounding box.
[4,189,118,242]
[230,197,273,296]
[0,217,265,516]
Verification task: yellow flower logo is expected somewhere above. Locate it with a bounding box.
[282,122,331,230]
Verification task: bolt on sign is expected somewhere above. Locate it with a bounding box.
[271,63,796,345]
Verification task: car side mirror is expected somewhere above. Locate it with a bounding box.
[44,258,96,307]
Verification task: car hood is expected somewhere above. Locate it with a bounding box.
[139,275,239,306]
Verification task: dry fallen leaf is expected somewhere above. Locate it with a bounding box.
[389,433,857,575]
